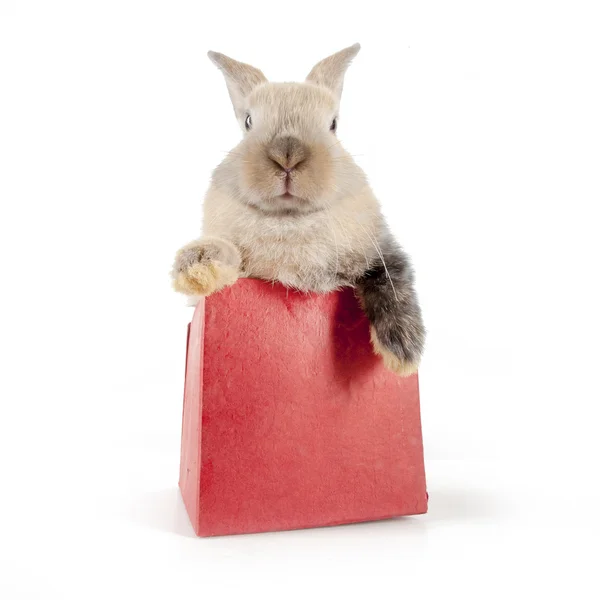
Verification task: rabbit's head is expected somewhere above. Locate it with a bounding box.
[208,44,365,214]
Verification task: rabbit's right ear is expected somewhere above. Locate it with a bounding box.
[207,51,267,120]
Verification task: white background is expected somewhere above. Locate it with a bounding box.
[1,0,599,598]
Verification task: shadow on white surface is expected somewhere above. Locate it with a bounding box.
[125,487,196,538]
[426,487,503,523]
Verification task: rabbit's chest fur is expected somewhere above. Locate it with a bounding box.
[238,215,349,291]
[204,189,381,292]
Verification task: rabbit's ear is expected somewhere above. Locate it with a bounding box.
[306,43,361,102]
[208,51,267,119]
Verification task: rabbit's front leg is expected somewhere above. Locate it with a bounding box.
[171,237,241,296]
[356,239,426,377]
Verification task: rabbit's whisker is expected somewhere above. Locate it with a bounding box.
[353,217,399,303]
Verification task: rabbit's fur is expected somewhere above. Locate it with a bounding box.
[172,44,425,376]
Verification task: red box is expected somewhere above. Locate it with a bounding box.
[179,279,427,536]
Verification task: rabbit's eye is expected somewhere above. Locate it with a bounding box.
[245,114,252,131]
[330,117,338,133]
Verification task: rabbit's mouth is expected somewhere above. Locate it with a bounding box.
[248,191,325,216]
[276,192,309,204]
[263,192,314,210]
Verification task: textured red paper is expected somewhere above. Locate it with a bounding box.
[179,279,427,536]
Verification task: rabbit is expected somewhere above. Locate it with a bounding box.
[172,44,425,377]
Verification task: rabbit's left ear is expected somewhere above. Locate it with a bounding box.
[306,43,361,102]
[208,51,268,120]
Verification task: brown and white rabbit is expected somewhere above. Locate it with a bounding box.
[172,44,425,376]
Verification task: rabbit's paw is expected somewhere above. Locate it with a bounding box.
[171,238,241,296]
[369,325,421,378]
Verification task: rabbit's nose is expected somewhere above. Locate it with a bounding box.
[267,135,309,171]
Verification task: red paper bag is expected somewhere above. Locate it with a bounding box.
[179,279,427,536]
